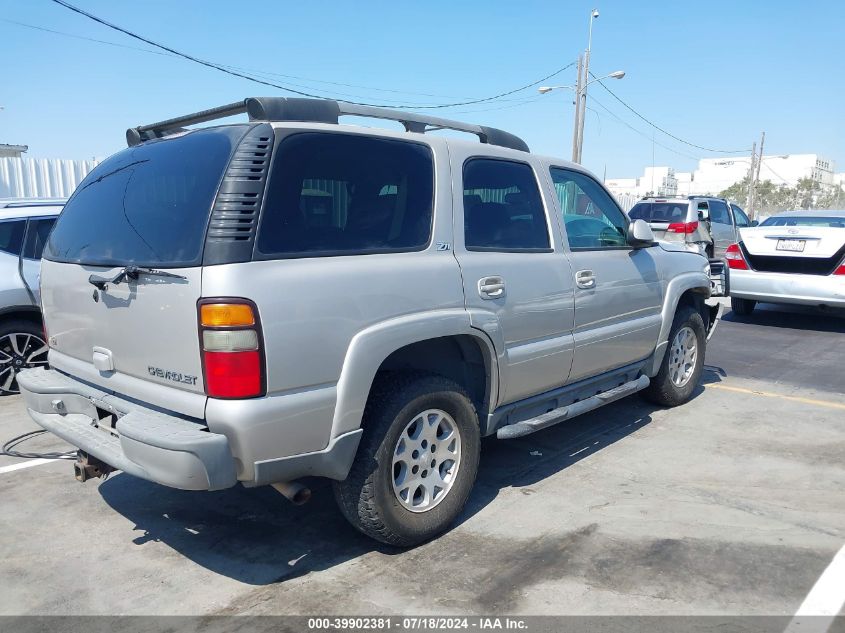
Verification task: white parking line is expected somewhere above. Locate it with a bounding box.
[785,544,845,633]
[0,458,57,474]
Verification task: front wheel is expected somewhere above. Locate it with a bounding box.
[333,374,481,547]
[642,306,706,407]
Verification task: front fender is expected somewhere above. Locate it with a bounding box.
[644,271,710,377]
[330,309,500,437]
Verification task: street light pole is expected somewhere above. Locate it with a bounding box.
[571,54,584,163]
[540,68,623,164]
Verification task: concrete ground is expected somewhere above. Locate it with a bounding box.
[0,302,843,616]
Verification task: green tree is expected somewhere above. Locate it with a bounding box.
[795,177,821,210]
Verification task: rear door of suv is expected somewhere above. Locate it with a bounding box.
[39,126,254,418]
[450,147,575,405]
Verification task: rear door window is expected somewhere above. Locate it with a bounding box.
[256,132,434,257]
[45,127,244,267]
[463,158,550,251]
[23,218,57,260]
[709,200,732,225]
[0,220,26,255]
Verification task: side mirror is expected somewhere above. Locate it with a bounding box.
[698,209,710,221]
[749,220,759,227]
[628,219,655,248]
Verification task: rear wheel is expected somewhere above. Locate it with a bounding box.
[642,306,706,407]
[731,297,756,316]
[0,320,49,395]
[333,374,481,547]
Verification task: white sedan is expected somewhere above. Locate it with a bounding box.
[725,210,845,315]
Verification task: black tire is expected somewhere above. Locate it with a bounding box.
[642,306,706,407]
[333,373,481,547]
[731,297,756,316]
[0,319,48,395]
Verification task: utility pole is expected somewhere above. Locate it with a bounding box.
[746,141,757,215]
[752,131,765,220]
[571,54,584,163]
[575,8,600,164]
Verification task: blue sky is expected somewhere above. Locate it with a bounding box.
[1,0,843,179]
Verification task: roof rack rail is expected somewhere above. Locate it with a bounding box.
[126,97,530,152]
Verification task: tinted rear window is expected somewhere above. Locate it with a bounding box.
[760,216,845,228]
[256,132,434,257]
[629,202,689,222]
[45,127,243,267]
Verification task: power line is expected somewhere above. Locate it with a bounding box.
[1,17,487,103]
[590,72,750,154]
[589,95,700,161]
[46,0,574,110]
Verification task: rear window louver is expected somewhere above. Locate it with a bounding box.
[203,123,274,265]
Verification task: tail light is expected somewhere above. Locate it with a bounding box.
[834,263,845,276]
[198,300,264,398]
[667,221,699,234]
[725,243,748,270]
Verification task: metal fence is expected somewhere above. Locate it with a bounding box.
[0,157,98,199]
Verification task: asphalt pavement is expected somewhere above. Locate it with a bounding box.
[0,301,843,617]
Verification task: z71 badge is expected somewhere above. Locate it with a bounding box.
[147,366,198,386]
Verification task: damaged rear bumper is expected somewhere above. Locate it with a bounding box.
[17,367,237,491]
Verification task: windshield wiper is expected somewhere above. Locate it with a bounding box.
[88,265,187,291]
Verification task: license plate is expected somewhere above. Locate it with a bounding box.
[776,239,805,252]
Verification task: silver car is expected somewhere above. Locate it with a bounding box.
[18,98,722,546]
[0,199,63,393]
[727,210,845,315]
[628,196,751,259]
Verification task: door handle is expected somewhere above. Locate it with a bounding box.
[575,269,596,289]
[478,276,506,299]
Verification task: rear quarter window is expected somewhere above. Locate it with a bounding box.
[256,132,434,258]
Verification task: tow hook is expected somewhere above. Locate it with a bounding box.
[74,451,115,482]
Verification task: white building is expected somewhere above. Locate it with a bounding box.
[677,154,835,196]
[607,154,837,202]
[605,166,677,198]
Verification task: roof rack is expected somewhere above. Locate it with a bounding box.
[126,97,530,152]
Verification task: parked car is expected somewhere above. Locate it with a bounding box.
[628,195,752,259]
[726,209,845,315]
[0,198,64,394]
[18,98,724,546]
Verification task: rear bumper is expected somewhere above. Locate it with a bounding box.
[17,368,237,491]
[730,269,845,307]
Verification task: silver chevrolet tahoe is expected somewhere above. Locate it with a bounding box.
[19,98,725,546]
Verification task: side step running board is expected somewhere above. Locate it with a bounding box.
[496,375,650,440]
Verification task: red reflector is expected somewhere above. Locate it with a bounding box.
[203,351,262,398]
[725,243,748,270]
[667,221,699,234]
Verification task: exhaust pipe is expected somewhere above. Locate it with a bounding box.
[272,481,312,505]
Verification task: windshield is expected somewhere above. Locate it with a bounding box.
[760,215,845,228]
[628,201,689,222]
[45,127,244,267]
